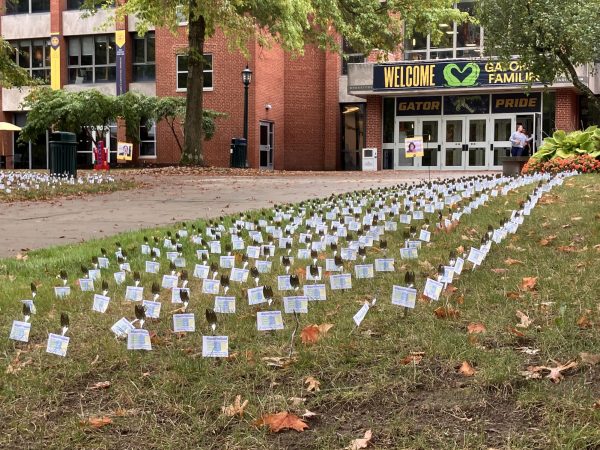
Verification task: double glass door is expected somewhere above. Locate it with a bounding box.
[442,116,489,169]
[395,118,442,169]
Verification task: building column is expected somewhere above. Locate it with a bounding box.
[323,50,340,170]
[50,0,67,89]
[555,89,579,132]
[365,96,382,170]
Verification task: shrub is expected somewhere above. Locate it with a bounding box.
[532,126,600,162]
[522,154,600,174]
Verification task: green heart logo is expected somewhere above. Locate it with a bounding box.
[443,63,480,87]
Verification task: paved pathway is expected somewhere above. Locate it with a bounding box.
[0,170,490,257]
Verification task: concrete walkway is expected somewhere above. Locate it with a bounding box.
[0,170,490,257]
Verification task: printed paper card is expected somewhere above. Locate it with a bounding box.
[171,287,190,303]
[193,264,210,279]
[354,264,374,279]
[174,257,186,268]
[399,214,411,224]
[220,256,235,269]
[119,262,131,272]
[283,296,309,314]
[467,247,483,266]
[196,249,209,260]
[127,329,152,351]
[453,257,464,275]
[413,210,424,220]
[178,229,188,238]
[407,240,422,249]
[163,238,174,249]
[325,259,342,272]
[256,311,284,331]
[10,320,31,342]
[125,286,143,302]
[46,333,70,357]
[385,221,398,231]
[166,251,179,261]
[111,317,134,338]
[214,296,236,313]
[297,249,310,260]
[303,284,326,301]
[92,294,110,313]
[419,229,431,243]
[21,300,36,314]
[230,268,249,283]
[232,238,245,250]
[261,244,276,257]
[173,313,196,332]
[278,238,292,249]
[256,260,272,274]
[423,278,444,301]
[353,303,370,326]
[277,275,293,291]
[98,257,109,269]
[54,286,71,298]
[145,261,160,274]
[202,336,229,358]
[162,274,179,289]
[141,244,150,255]
[330,273,352,290]
[392,286,417,309]
[311,241,324,251]
[248,286,266,305]
[152,248,161,258]
[209,241,222,254]
[202,279,220,295]
[341,248,357,261]
[400,248,418,260]
[88,269,101,281]
[113,272,126,284]
[440,266,455,284]
[142,300,161,319]
[375,258,395,272]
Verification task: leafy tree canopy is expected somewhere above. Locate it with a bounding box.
[0,38,35,88]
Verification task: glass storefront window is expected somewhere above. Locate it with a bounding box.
[397,121,415,166]
[341,104,365,170]
[494,118,512,141]
[383,98,395,144]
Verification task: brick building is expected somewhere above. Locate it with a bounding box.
[0,0,598,171]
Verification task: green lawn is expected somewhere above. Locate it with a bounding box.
[1,174,599,449]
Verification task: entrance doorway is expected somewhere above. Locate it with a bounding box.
[441,116,490,169]
[259,121,274,169]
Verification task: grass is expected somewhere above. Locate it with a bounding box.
[0,170,137,202]
[1,174,599,449]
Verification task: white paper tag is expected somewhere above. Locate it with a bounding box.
[10,320,31,342]
[173,313,195,332]
[111,317,134,338]
[247,286,266,305]
[46,333,70,357]
[92,294,110,313]
[330,273,352,290]
[202,279,220,295]
[214,296,236,313]
[353,303,370,326]
[392,286,417,308]
[202,335,229,357]
[256,311,284,331]
[303,284,326,301]
[54,286,71,298]
[142,300,161,319]
[423,278,444,301]
[354,264,374,279]
[125,286,143,302]
[283,296,309,314]
[127,329,152,350]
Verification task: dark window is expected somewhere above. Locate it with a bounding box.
[341,38,365,75]
[176,53,213,90]
[139,121,156,157]
[9,39,51,83]
[133,32,156,81]
[340,104,366,170]
[68,35,116,84]
[6,0,49,14]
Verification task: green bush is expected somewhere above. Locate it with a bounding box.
[532,126,600,161]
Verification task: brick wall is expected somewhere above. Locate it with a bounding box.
[555,88,579,132]
[365,96,382,169]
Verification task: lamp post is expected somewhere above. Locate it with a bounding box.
[241,65,252,143]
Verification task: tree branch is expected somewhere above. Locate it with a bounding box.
[555,49,600,113]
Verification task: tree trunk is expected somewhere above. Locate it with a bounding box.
[556,50,600,114]
[181,7,205,166]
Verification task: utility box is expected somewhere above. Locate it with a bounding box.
[230,138,247,168]
[49,131,77,177]
[361,147,378,171]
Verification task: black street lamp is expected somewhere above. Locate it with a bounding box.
[242,65,252,143]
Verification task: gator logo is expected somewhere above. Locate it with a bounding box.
[443,63,480,87]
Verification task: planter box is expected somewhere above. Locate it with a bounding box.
[499,156,529,176]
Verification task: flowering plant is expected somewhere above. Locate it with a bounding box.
[522,154,600,174]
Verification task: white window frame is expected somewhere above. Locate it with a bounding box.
[176,53,213,92]
[139,121,157,159]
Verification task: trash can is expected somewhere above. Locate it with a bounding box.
[49,131,77,177]
[230,137,247,168]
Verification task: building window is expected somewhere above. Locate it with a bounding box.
[5,0,50,14]
[133,32,156,81]
[68,35,116,84]
[341,38,365,75]
[9,39,51,83]
[140,121,156,157]
[404,1,482,61]
[176,53,213,91]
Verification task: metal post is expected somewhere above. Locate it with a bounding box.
[243,83,249,142]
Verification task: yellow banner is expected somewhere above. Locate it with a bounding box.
[50,33,60,90]
[115,30,126,48]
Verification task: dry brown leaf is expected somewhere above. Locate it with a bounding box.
[516,311,533,328]
[521,361,578,383]
[255,411,309,432]
[434,306,460,319]
[520,277,538,291]
[305,376,321,392]
[594,400,600,409]
[508,327,526,337]
[300,323,334,344]
[456,245,465,254]
[87,381,111,391]
[262,356,297,369]
[539,235,557,246]
[444,285,458,294]
[82,416,112,429]
[580,353,600,365]
[458,361,476,377]
[577,314,592,329]
[221,395,249,417]
[504,258,524,266]
[557,245,578,253]
[15,253,28,260]
[467,322,486,334]
[346,429,373,450]
[5,350,33,375]
[491,268,508,274]
[288,397,306,407]
[506,291,522,300]
[399,352,425,365]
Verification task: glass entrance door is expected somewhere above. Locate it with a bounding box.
[466,117,488,168]
[395,119,415,168]
[259,121,274,169]
[491,116,513,169]
[442,118,465,168]
[420,119,441,169]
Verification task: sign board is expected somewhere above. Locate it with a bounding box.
[117,142,133,161]
[491,92,541,113]
[405,136,424,158]
[373,60,537,91]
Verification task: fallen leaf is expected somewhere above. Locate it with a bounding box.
[300,323,333,344]
[458,361,476,376]
[516,311,533,328]
[255,412,309,432]
[221,395,249,417]
[577,314,592,329]
[580,353,600,365]
[467,322,486,334]
[539,235,557,246]
[305,376,321,392]
[347,429,372,450]
[301,409,318,419]
[399,352,425,365]
[5,351,33,375]
[87,381,111,391]
[520,277,538,291]
[557,245,578,253]
[505,258,524,266]
[15,253,28,260]
[491,268,508,274]
[434,306,460,319]
[508,327,525,337]
[262,356,297,369]
[520,361,578,383]
[288,397,306,407]
[517,347,540,355]
[444,285,458,294]
[82,416,112,429]
[506,291,522,300]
